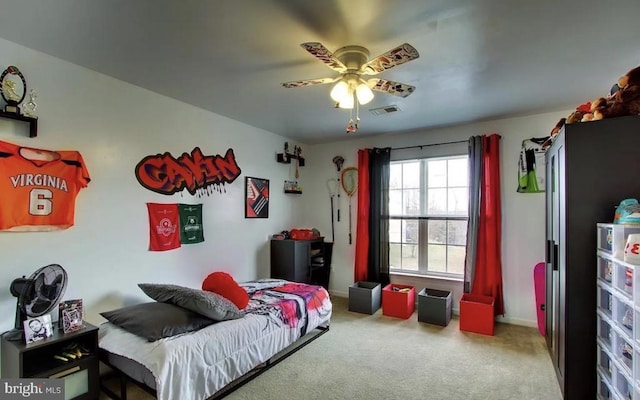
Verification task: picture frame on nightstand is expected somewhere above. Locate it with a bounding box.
[58,299,85,334]
[23,315,53,344]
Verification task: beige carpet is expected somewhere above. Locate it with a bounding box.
[101,296,562,400]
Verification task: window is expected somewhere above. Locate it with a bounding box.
[389,155,468,278]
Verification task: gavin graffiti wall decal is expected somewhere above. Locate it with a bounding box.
[135,147,242,196]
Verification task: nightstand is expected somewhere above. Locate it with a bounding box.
[270,238,332,289]
[1,321,99,400]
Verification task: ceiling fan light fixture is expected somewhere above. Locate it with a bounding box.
[355,82,374,105]
[330,80,349,102]
[338,91,355,109]
[284,42,419,126]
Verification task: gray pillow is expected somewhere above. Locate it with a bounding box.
[138,283,243,321]
[101,302,215,341]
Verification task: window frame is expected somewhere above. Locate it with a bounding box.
[388,153,469,279]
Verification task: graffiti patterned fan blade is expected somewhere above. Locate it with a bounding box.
[362,43,419,75]
[368,79,416,98]
[282,77,336,88]
[300,42,347,73]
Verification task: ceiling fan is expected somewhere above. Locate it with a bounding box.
[282,42,420,109]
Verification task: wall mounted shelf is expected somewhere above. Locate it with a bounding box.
[283,180,302,194]
[276,153,305,167]
[0,110,38,137]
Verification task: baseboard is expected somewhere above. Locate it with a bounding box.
[329,289,537,328]
[328,290,348,298]
[494,315,537,328]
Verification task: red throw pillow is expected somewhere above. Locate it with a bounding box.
[202,272,249,310]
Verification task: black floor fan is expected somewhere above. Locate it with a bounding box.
[5,264,68,341]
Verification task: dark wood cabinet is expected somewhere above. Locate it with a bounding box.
[1,322,99,400]
[545,116,640,399]
[270,238,332,289]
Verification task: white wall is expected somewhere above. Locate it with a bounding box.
[0,36,573,333]
[0,37,304,332]
[302,109,571,326]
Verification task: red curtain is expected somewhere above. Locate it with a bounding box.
[471,134,504,315]
[354,149,370,282]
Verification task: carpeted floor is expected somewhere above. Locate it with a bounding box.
[100,296,562,400]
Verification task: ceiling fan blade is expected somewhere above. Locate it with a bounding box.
[368,79,416,98]
[300,42,347,73]
[362,43,420,75]
[282,78,336,88]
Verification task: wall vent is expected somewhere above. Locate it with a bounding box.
[369,105,400,115]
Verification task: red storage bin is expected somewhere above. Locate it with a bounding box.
[459,294,495,336]
[382,284,415,319]
[289,229,317,240]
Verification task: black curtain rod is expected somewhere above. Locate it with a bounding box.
[392,139,468,151]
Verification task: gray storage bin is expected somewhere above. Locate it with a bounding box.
[349,281,381,314]
[418,288,452,326]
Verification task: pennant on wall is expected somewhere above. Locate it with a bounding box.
[147,203,181,251]
[179,203,204,244]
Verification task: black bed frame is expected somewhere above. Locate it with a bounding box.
[99,325,329,400]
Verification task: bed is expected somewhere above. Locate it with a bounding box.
[98,279,332,400]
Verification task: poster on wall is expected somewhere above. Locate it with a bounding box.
[245,177,269,219]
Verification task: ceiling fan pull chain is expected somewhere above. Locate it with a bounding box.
[346,107,356,133]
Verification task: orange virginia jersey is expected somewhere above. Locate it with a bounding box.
[0,140,91,231]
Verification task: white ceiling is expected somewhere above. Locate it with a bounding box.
[0,0,638,144]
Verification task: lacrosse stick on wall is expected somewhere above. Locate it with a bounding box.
[341,167,358,245]
[326,178,339,242]
[294,146,302,179]
[332,156,344,222]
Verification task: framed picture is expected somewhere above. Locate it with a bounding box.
[24,315,53,344]
[59,299,85,333]
[245,177,269,218]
